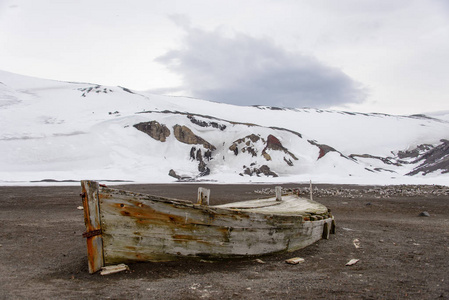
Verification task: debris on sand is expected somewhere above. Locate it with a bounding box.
[76,206,83,210]
[254,259,266,264]
[353,239,361,249]
[100,264,130,275]
[346,259,360,266]
[255,185,449,198]
[285,257,305,265]
[419,211,430,217]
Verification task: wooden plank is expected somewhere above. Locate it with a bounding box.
[285,257,305,264]
[98,189,301,229]
[100,263,129,275]
[81,180,104,274]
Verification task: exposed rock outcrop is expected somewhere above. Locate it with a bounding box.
[196,148,202,162]
[308,140,348,160]
[78,85,113,97]
[229,134,264,157]
[187,115,226,131]
[188,146,213,177]
[134,121,170,142]
[168,169,194,181]
[397,144,433,160]
[173,125,216,150]
[241,165,278,177]
[407,140,449,175]
[264,134,284,151]
[229,134,297,169]
[349,154,401,166]
[190,147,196,160]
[262,134,298,163]
[204,150,212,160]
[198,160,210,176]
[168,169,180,179]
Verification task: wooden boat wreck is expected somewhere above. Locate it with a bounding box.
[81,180,335,273]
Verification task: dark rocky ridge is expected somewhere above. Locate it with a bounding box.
[131,112,449,179]
[407,139,449,175]
[397,144,433,159]
[187,115,226,131]
[349,153,401,166]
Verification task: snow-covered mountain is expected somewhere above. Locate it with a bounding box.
[1,70,448,185]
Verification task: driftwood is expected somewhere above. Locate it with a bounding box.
[285,257,305,265]
[100,264,130,276]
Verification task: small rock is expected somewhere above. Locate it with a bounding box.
[254,259,266,264]
[419,211,430,217]
[168,169,181,180]
[346,259,360,266]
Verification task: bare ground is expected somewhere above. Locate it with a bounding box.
[0,183,448,299]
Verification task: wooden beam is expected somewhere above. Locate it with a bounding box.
[275,186,282,201]
[81,180,104,274]
[309,180,313,201]
[197,187,210,205]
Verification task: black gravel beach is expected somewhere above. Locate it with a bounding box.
[1,183,448,299]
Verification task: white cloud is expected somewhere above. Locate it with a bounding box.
[156,23,366,108]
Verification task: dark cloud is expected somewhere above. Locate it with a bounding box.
[156,24,366,108]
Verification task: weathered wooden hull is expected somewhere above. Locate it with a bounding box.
[81,180,335,273]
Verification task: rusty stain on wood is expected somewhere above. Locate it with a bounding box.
[81,180,335,270]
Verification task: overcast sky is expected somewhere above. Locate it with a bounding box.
[1,0,448,115]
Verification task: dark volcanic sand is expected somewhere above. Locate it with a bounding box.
[0,183,448,299]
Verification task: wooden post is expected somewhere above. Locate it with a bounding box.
[81,180,104,274]
[275,186,282,201]
[197,187,210,205]
[309,180,313,201]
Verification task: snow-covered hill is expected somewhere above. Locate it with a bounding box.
[1,70,448,185]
